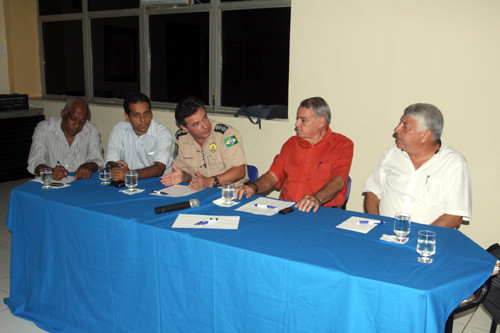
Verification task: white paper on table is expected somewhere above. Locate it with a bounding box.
[235,197,294,216]
[32,176,74,185]
[336,216,384,234]
[172,214,239,229]
[150,184,200,197]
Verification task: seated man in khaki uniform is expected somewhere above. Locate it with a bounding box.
[161,96,248,191]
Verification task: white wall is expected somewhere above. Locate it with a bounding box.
[24,0,500,248]
[0,0,10,93]
[288,0,500,247]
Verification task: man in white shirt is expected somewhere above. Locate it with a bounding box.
[106,92,174,181]
[27,97,104,180]
[363,103,471,228]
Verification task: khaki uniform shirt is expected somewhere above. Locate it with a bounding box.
[174,123,248,186]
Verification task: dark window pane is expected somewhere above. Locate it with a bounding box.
[91,17,140,99]
[39,0,82,15]
[222,8,290,108]
[88,0,139,11]
[149,13,209,104]
[42,21,85,96]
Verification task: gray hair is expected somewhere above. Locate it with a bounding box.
[63,97,90,119]
[299,97,331,125]
[403,103,444,141]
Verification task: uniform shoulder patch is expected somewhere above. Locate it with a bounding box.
[224,135,239,147]
[175,129,187,140]
[214,124,228,134]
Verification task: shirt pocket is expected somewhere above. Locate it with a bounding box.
[313,162,333,186]
[422,177,443,204]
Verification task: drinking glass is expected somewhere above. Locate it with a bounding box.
[40,168,53,189]
[125,170,138,193]
[394,212,411,243]
[222,182,235,205]
[99,165,111,185]
[417,230,436,264]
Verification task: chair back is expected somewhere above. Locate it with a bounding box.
[247,165,258,182]
[445,242,500,333]
[341,176,352,210]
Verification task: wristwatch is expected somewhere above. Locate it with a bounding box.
[244,181,259,194]
[213,175,220,188]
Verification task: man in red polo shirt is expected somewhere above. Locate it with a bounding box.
[235,97,354,212]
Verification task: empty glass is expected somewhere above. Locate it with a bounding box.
[99,165,111,185]
[417,230,436,264]
[125,170,138,193]
[394,213,411,243]
[222,182,235,206]
[40,168,53,189]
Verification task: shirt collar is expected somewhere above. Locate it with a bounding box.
[297,127,333,148]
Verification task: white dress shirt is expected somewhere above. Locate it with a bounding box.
[363,144,472,224]
[105,119,174,173]
[27,117,104,174]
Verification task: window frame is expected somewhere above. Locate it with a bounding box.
[37,0,291,114]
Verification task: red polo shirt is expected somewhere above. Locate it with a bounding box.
[268,128,354,207]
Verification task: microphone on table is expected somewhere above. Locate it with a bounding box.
[154,198,200,214]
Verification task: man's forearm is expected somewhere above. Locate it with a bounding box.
[312,176,344,204]
[431,214,463,228]
[363,192,380,215]
[80,162,99,173]
[137,162,166,179]
[212,165,246,186]
[34,164,51,176]
[252,172,280,194]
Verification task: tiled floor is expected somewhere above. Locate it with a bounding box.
[0,179,498,333]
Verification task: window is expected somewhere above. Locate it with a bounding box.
[88,0,139,11]
[149,12,210,104]
[38,0,290,114]
[42,20,85,96]
[91,17,140,99]
[39,0,82,15]
[221,7,290,107]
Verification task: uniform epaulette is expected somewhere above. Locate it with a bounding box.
[175,129,188,140]
[214,123,228,134]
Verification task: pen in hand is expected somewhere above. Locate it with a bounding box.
[56,161,68,178]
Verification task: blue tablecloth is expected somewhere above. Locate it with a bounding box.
[4,174,496,332]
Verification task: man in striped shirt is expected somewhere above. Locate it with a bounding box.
[27,97,104,180]
[106,92,174,181]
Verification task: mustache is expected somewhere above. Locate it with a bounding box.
[392,133,398,139]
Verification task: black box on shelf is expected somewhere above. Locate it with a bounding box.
[0,93,29,111]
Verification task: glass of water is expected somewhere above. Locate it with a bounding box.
[40,168,53,189]
[394,212,411,243]
[222,182,235,206]
[125,170,138,193]
[417,230,436,264]
[99,165,111,185]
